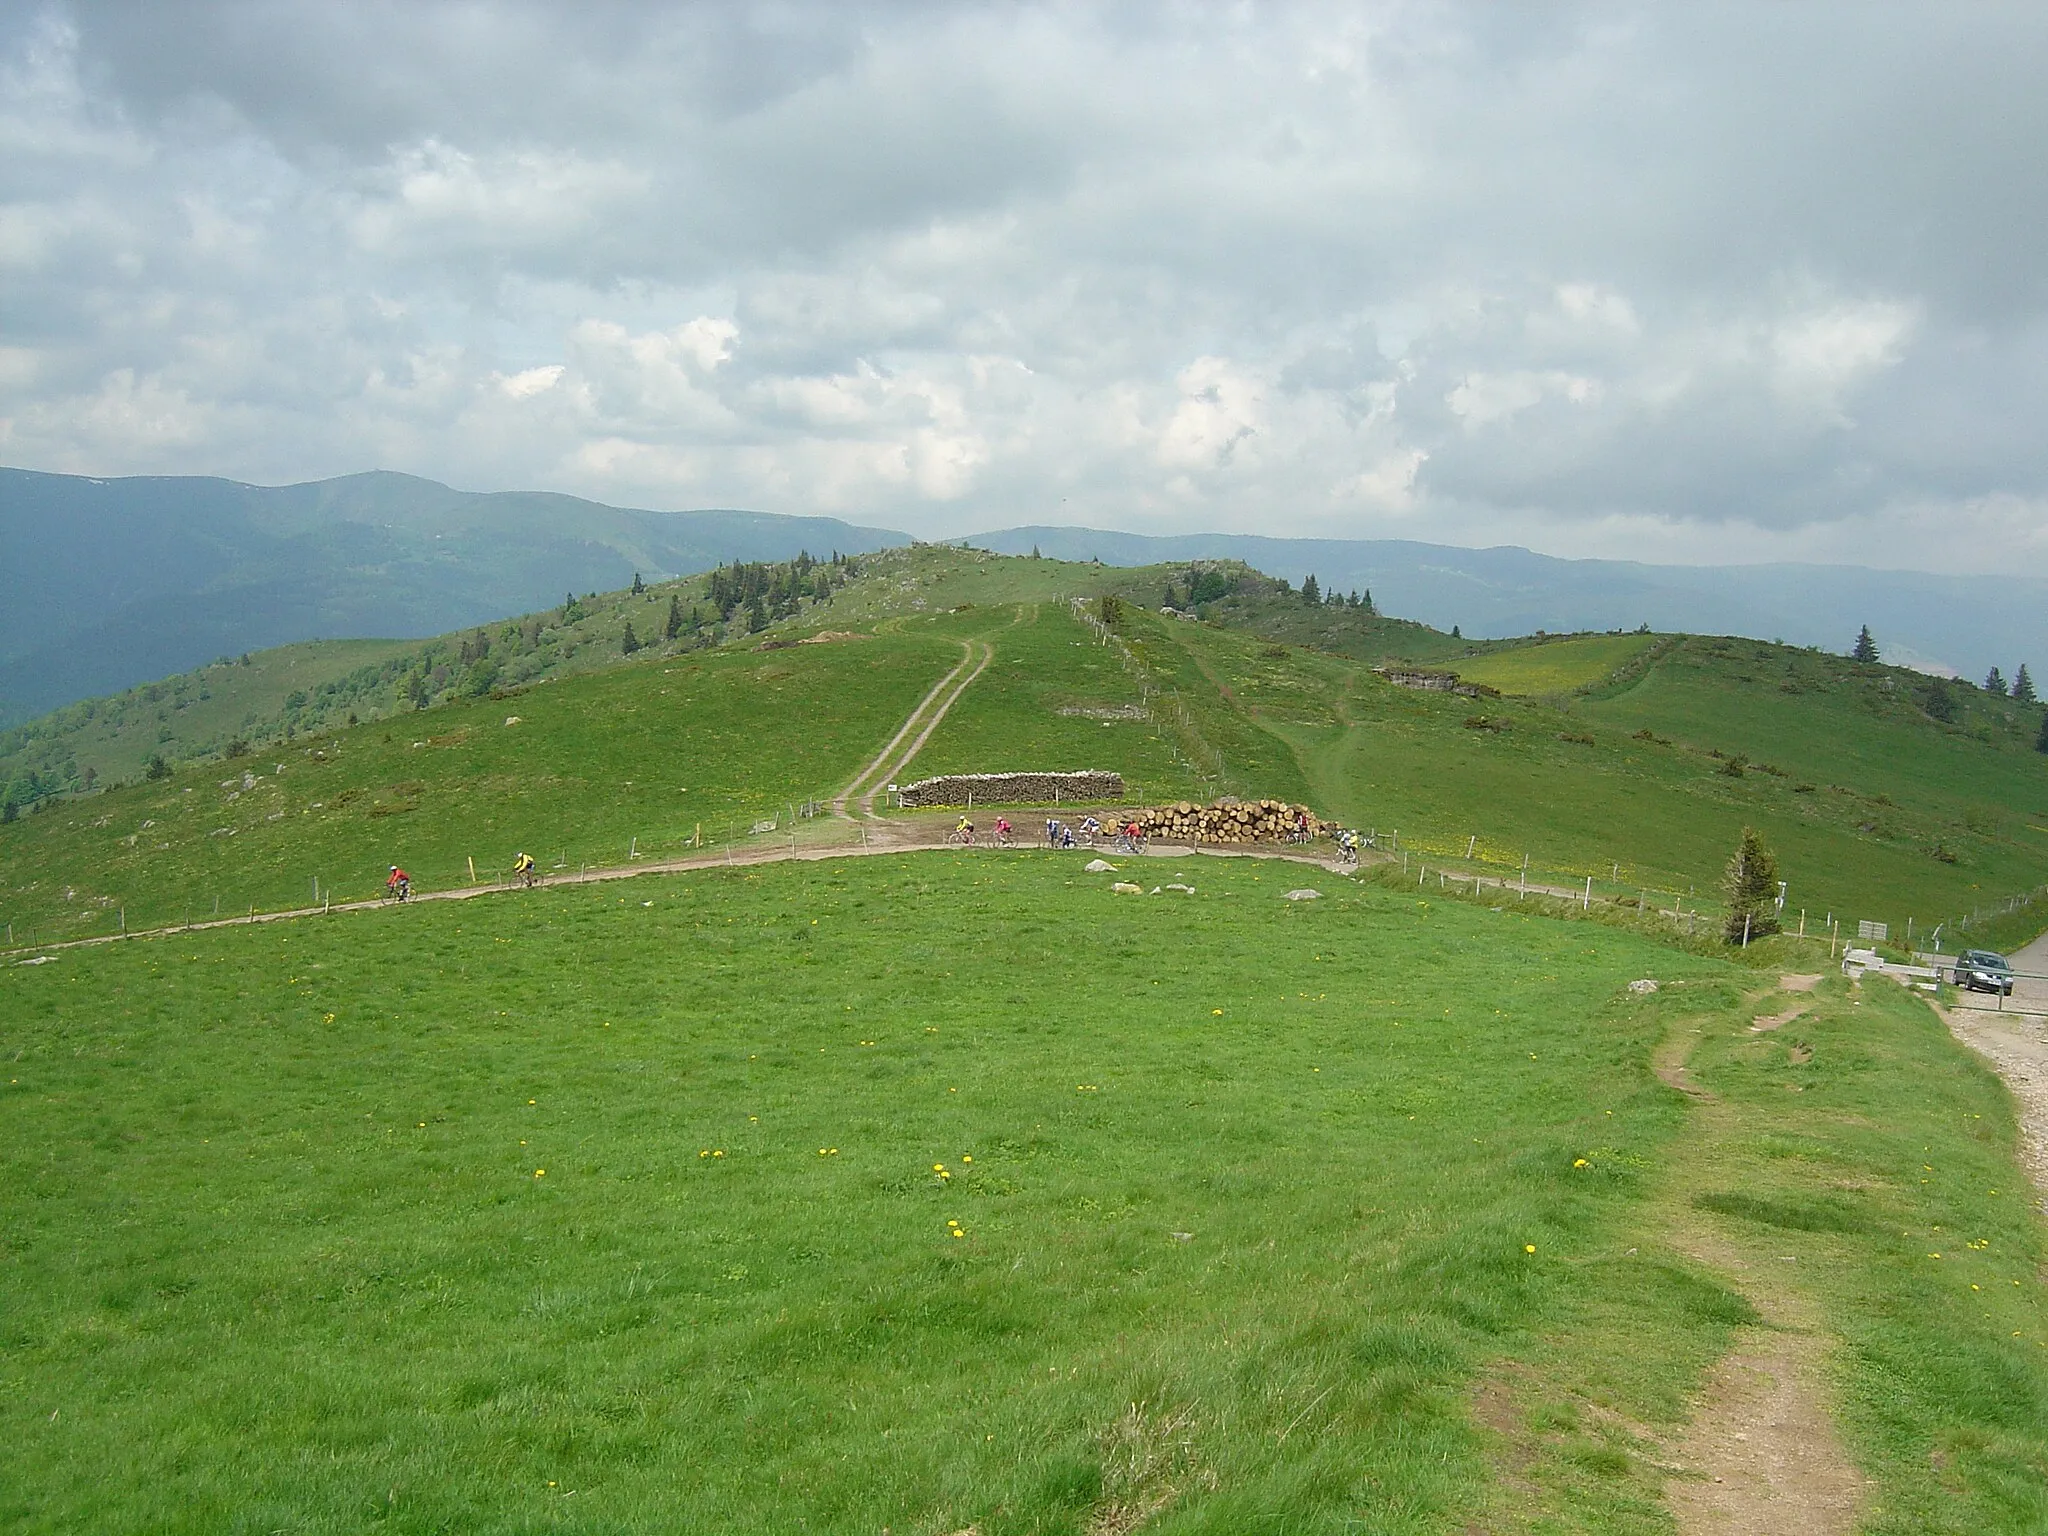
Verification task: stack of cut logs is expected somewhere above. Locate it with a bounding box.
[1135,798,1329,844]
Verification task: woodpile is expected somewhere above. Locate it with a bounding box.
[897,770,1125,808]
[1135,798,1330,845]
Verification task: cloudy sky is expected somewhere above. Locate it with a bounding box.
[4,3,2046,571]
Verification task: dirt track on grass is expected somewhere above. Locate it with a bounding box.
[1659,979,1866,1536]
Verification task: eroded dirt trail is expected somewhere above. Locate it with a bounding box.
[1664,1326,1864,1536]
[1661,978,1866,1536]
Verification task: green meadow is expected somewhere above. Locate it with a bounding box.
[5,852,2044,1533]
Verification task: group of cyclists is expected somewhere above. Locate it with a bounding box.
[382,812,1363,903]
[951,811,1157,853]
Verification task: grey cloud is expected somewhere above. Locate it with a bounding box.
[3,2,2047,572]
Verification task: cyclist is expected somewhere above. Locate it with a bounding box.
[1335,829,1359,867]
[1044,817,1063,847]
[386,865,411,902]
[512,851,538,888]
[1077,814,1102,846]
[955,815,975,846]
[993,816,1013,847]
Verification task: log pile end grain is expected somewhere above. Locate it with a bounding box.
[1134,797,1332,844]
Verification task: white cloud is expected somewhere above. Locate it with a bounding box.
[1,3,2046,567]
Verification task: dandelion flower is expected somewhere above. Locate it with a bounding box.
[934,1163,946,1172]
[962,1155,972,1164]
[952,1229,966,1239]
[1212,1009,1223,1016]
[534,1169,546,1178]
[1573,1158,1589,1168]
[1524,1244,1536,1254]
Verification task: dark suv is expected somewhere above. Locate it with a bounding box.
[1954,949,2015,996]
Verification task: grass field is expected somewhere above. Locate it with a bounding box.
[3,852,2043,1532]
[1452,634,1658,697]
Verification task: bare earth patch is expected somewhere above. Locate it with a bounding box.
[1665,1328,1865,1536]
[1749,1007,1807,1033]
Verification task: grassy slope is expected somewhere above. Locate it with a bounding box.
[4,855,2043,1532]
[6,545,2047,947]
[1171,621,2048,935]
[0,630,953,937]
[2,639,417,788]
[1453,633,1658,696]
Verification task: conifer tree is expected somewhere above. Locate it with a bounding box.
[1852,625,1879,662]
[664,594,683,641]
[1302,573,1320,604]
[1985,666,2008,695]
[1722,826,1781,944]
[2014,664,2037,704]
[621,622,641,655]
[747,596,769,633]
[631,572,646,596]
[2037,712,2048,755]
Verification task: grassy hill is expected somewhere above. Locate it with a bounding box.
[4,545,2047,952]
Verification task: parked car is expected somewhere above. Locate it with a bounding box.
[1954,949,2015,995]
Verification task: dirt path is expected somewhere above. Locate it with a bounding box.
[1656,982,1867,1536]
[1663,1309,1864,1535]
[830,637,993,820]
[5,814,1354,959]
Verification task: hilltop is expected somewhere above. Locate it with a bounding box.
[970,524,2048,681]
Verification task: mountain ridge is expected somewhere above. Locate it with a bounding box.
[965,524,2042,679]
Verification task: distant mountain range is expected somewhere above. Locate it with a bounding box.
[0,468,900,724]
[6,466,2037,725]
[968,526,2040,683]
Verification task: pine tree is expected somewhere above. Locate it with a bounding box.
[1302,574,1320,604]
[631,572,646,596]
[1985,666,2008,695]
[145,753,171,782]
[621,622,641,655]
[664,595,683,641]
[1163,583,1182,609]
[2037,712,2048,755]
[1363,588,1374,614]
[1852,625,1879,662]
[1722,826,1781,944]
[747,596,769,633]
[2014,664,2037,704]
